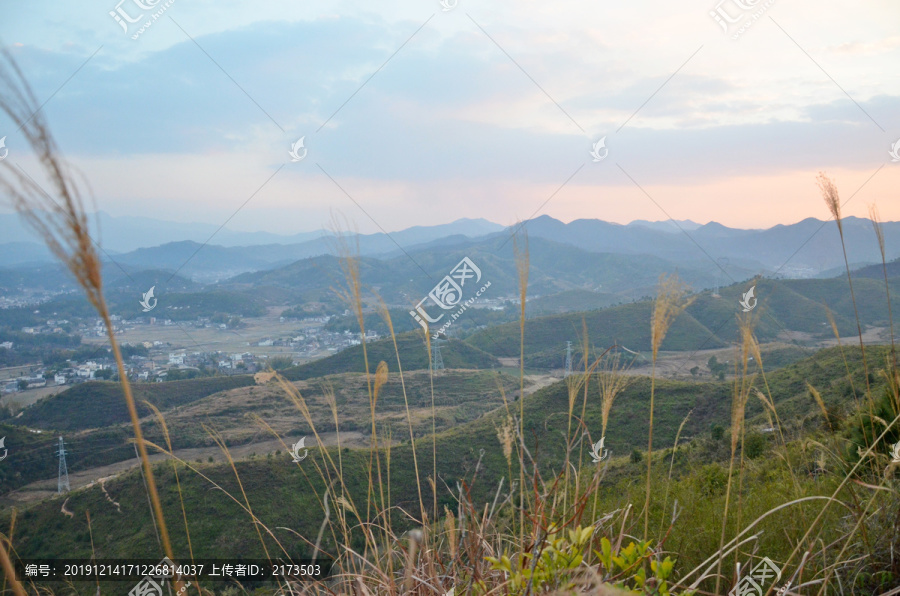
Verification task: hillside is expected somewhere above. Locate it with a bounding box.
[465,275,898,367]
[0,368,524,496]
[281,333,501,380]
[10,376,256,431]
[223,235,718,304]
[2,345,886,571]
[466,300,727,366]
[848,256,900,280]
[520,215,900,275]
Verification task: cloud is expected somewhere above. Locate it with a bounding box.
[1,0,899,233]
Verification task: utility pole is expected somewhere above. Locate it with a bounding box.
[57,436,70,494]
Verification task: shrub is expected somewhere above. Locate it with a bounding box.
[743,432,767,459]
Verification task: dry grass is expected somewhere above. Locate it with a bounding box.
[644,274,693,539]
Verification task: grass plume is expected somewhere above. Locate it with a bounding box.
[644,274,692,539]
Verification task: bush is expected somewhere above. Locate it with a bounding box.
[743,432,767,459]
[268,356,294,370]
[698,463,728,495]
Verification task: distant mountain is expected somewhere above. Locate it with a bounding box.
[5,211,898,284]
[0,211,329,253]
[0,242,54,267]
[0,211,504,257]
[627,219,704,233]
[513,215,900,278]
[221,235,726,305]
[34,218,508,281]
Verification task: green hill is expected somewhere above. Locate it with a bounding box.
[464,274,898,367]
[10,376,256,431]
[281,333,500,380]
[3,345,886,567]
[466,300,726,367]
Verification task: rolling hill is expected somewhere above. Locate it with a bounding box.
[1,345,886,566]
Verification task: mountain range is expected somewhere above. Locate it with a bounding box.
[2,213,898,287]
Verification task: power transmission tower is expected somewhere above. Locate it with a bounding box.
[57,436,70,494]
[564,341,573,377]
[432,342,444,371]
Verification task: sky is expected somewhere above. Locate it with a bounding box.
[0,0,899,235]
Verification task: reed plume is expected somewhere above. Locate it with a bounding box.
[868,203,896,367]
[644,274,692,539]
[818,173,872,403]
[714,313,755,593]
[598,352,633,441]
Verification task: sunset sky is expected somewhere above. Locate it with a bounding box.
[1,0,898,235]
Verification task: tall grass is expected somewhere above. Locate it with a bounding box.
[714,315,755,594]
[819,173,873,406]
[644,275,692,540]
[868,203,896,368]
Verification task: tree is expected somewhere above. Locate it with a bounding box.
[268,356,294,370]
[690,366,699,377]
[630,449,643,464]
[710,423,724,441]
[743,432,767,459]
[17,379,28,390]
[94,368,114,380]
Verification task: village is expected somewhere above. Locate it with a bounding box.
[0,310,380,401]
